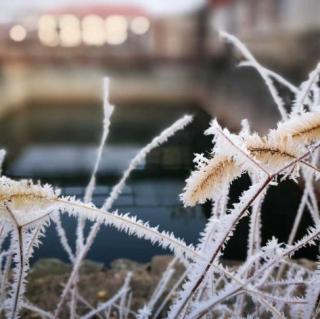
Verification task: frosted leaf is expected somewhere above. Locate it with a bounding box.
[180,154,240,207]
[245,133,303,174]
[206,119,267,176]
[276,111,320,144]
[0,177,60,227]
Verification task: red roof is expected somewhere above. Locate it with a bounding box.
[208,0,234,8]
[46,4,150,18]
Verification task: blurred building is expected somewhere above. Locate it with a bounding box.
[0,4,203,65]
[0,5,152,64]
[0,1,319,68]
[207,0,320,68]
[209,0,320,35]
[0,1,318,125]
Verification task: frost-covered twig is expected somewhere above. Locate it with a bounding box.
[22,301,54,319]
[2,32,320,319]
[220,30,288,120]
[239,61,298,94]
[292,63,320,115]
[53,215,74,262]
[153,269,188,319]
[170,141,320,318]
[80,272,132,319]
[54,114,192,317]
[84,78,114,205]
[103,114,193,210]
[72,78,114,318]
[138,258,176,318]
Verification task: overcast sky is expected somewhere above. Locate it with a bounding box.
[0,0,206,22]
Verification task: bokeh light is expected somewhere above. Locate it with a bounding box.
[38,15,59,46]
[105,15,128,45]
[59,14,81,47]
[82,15,105,46]
[130,16,150,35]
[38,14,56,30]
[9,25,27,42]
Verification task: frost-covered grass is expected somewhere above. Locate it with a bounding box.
[1,31,320,318]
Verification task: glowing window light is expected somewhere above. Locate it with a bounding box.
[9,25,27,42]
[105,15,128,45]
[82,15,105,46]
[60,27,81,47]
[130,16,150,35]
[39,29,59,46]
[59,15,81,47]
[38,14,57,30]
[59,14,79,28]
[38,14,59,46]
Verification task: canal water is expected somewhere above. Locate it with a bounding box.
[0,102,316,264]
[0,102,212,265]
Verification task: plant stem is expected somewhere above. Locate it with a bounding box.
[10,226,23,319]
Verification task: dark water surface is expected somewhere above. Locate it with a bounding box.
[0,102,211,265]
[0,102,316,264]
